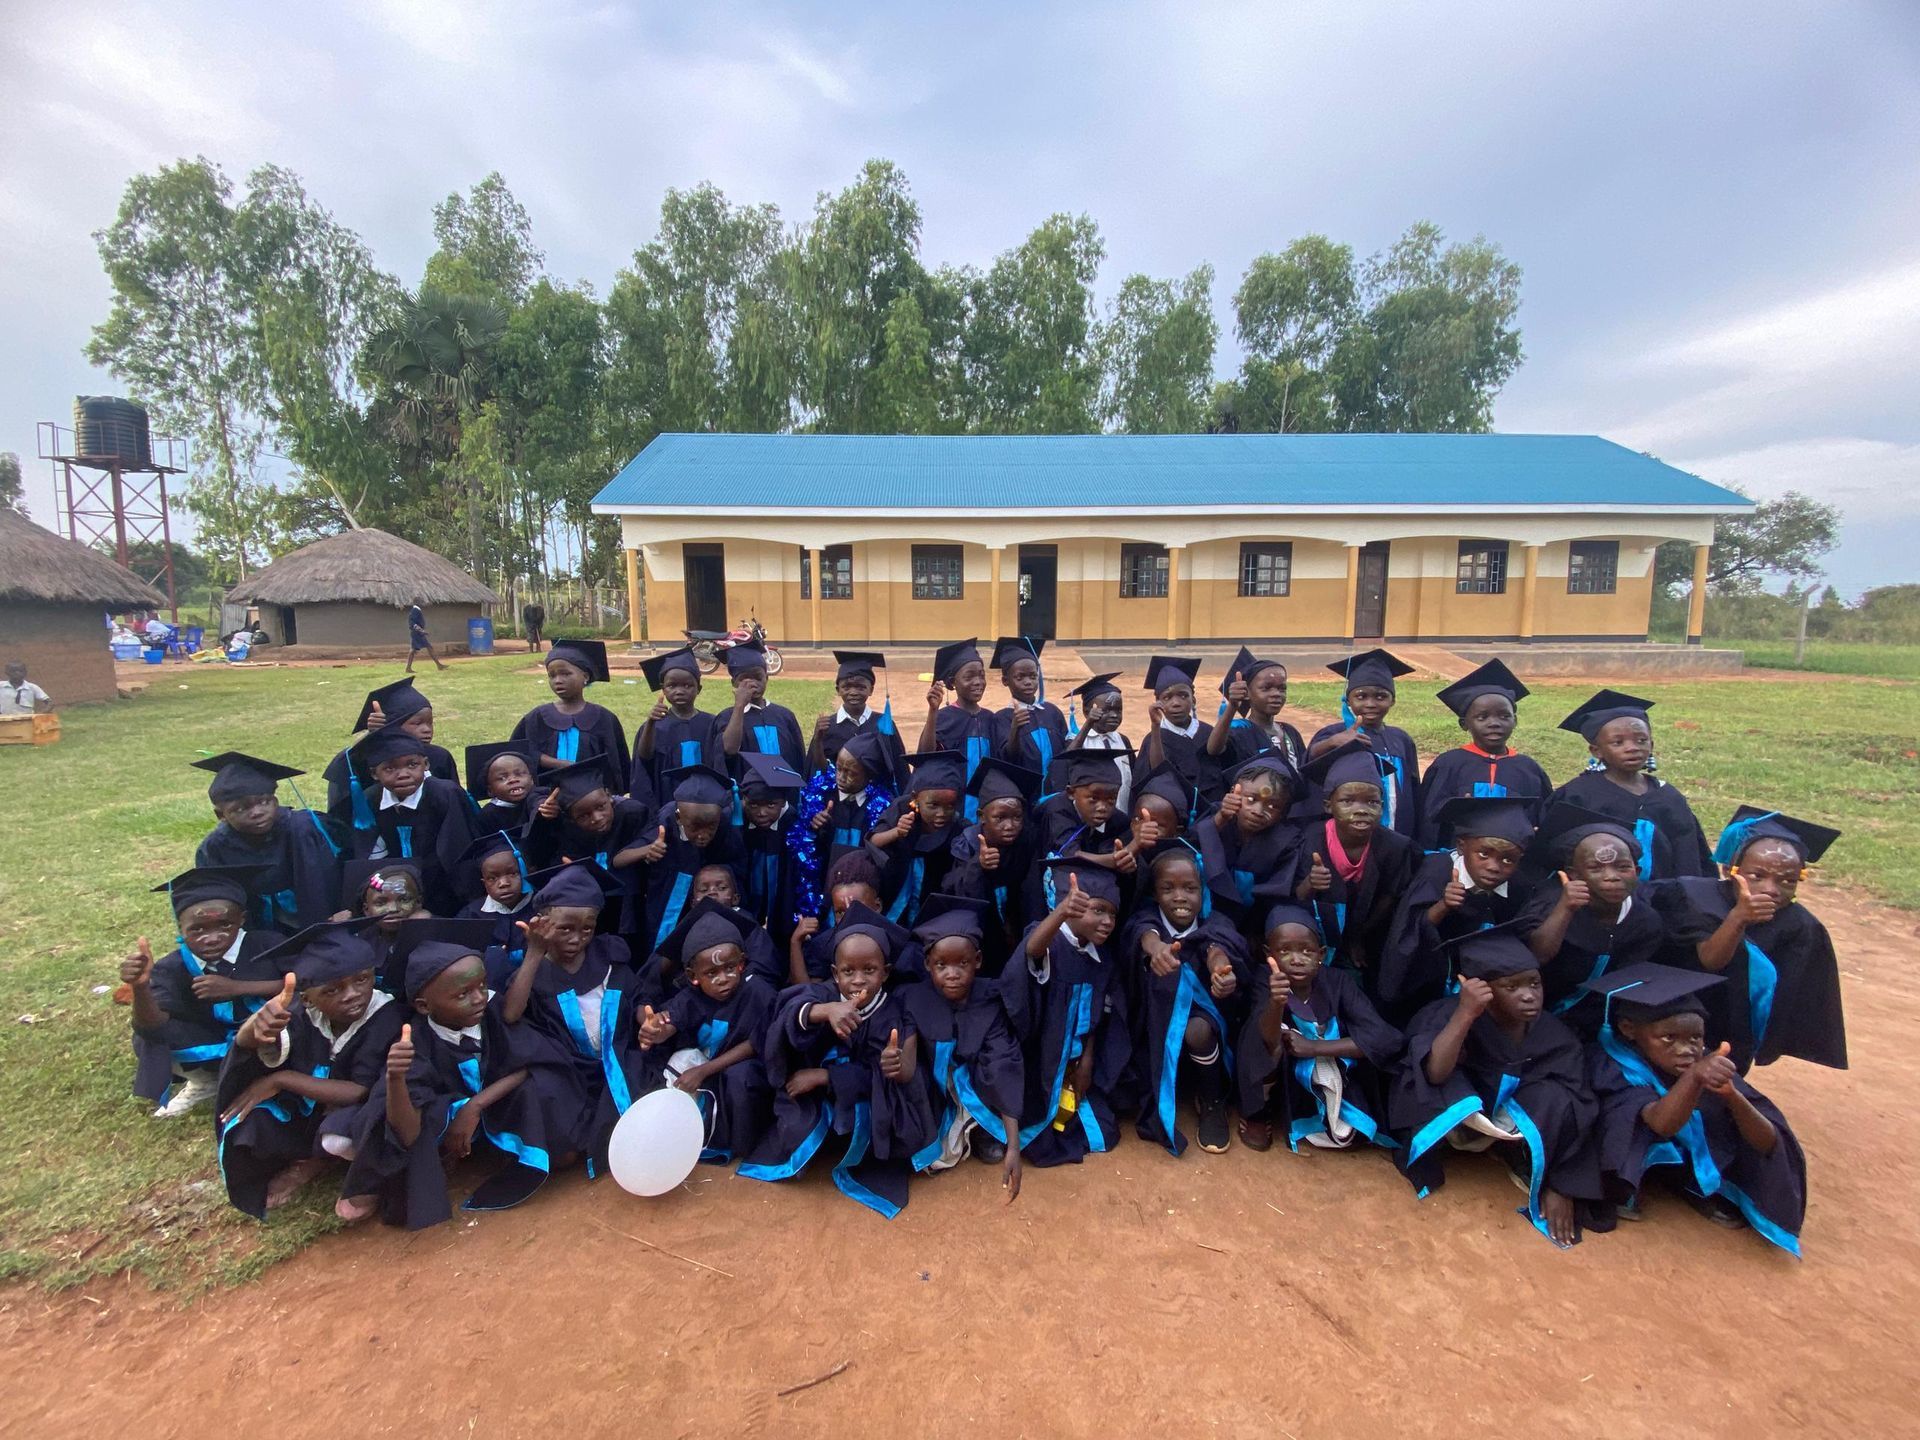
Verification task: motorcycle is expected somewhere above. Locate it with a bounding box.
[683,615,784,675]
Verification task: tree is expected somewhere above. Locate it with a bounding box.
[427,173,543,303]
[112,539,212,596]
[1232,237,1355,433]
[0,452,24,516]
[963,213,1106,433]
[1654,489,1841,595]
[1098,265,1217,434]
[869,291,940,434]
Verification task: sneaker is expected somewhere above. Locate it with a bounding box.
[1196,1093,1231,1153]
[152,1070,218,1119]
[972,1136,1008,1164]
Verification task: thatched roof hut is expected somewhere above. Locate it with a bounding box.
[0,508,166,704]
[225,527,498,652]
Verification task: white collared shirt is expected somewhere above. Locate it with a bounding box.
[1158,714,1200,739]
[1452,851,1509,898]
[1158,910,1199,941]
[429,1015,484,1047]
[481,893,530,915]
[836,787,869,808]
[262,989,393,1069]
[380,786,425,812]
[203,929,248,972]
[835,707,871,727]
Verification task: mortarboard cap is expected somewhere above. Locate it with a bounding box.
[340,859,423,910]
[913,892,989,948]
[833,650,886,683]
[990,636,1045,673]
[1441,921,1541,982]
[539,760,612,811]
[527,860,618,913]
[1432,796,1535,851]
[457,828,526,868]
[1712,806,1840,867]
[967,755,1042,806]
[1302,739,1385,795]
[353,728,430,771]
[464,741,538,801]
[1328,647,1415,694]
[253,919,382,990]
[1059,749,1123,791]
[393,919,499,999]
[1144,655,1202,693]
[352,678,429,733]
[740,750,805,796]
[193,751,303,804]
[1068,672,1123,703]
[905,750,967,796]
[1582,962,1725,1024]
[722,639,770,677]
[546,639,610,683]
[639,647,702,691]
[932,639,983,683]
[666,763,734,809]
[1042,855,1122,909]
[1135,764,1200,819]
[1435,659,1529,717]
[1262,901,1321,937]
[836,730,890,784]
[1559,689,1655,742]
[678,898,755,962]
[1226,752,1302,795]
[832,900,910,964]
[1218,646,1280,696]
[1537,804,1639,863]
[153,865,265,915]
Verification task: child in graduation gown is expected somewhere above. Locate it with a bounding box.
[787,852,915,984]
[712,638,806,776]
[121,866,290,1117]
[213,921,404,1218]
[193,752,345,936]
[635,900,777,1163]
[1516,807,1668,1040]
[736,750,803,948]
[1582,964,1806,1253]
[1389,925,1603,1248]
[337,859,425,996]
[739,903,935,1218]
[639,763,747,952]
[902,895,1025,1201]
[1547,689,1713,881]
[868,750,968,927]
[1286,741,1417,998]
[337,925,565,1227]
[1026,751,1156,930]
[465,741,542,834]
[527,760,657,937]
[999,858,1134,1169]
[1380,797,1536,1027]
[921,639,996,814]
[1649,807,1847,1074]
[453,830,534,954]
[988,635,1070,782]
[630,647,717,809]
[1195,753,1305,944]
[1238,904,1402,1155]
[807,650,908,791]
[350,728,480,919]
[1205,646,1309,780]
[1051,672,1134,812]
[795,729,896,925]
[1418,660,1553,850]
[1121,843,1249,1156]
[323,680,460,839]
[1139,654,1219,808]
[1308,648,1422,842]
[941,756,1044,977]
[512,639,631,796]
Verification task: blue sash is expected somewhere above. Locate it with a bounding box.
[554,728,581,764]
[1019,981,1096,1148]
[1284,1014,1390,1150]
[1743,938,1778,1055]
[1633,817,1656,881]
[1154,965,1233,1150]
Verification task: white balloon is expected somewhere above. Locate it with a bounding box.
[607,1087,705,1197]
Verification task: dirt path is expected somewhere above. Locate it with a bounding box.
[5,703,1915,1438]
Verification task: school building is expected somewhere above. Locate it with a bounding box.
[592,433,1749,650]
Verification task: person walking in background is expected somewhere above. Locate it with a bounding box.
[406,594,448,674]
[522,601,547,653]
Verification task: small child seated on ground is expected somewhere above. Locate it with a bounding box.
[193,752,344,934]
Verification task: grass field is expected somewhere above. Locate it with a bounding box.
[0,656,1911,1292]
[1733,641,1920,680]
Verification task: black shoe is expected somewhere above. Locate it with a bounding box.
[973,1136,1008,1164]
[1583,1200,1619,1234]
[1192,1056,1231,1153]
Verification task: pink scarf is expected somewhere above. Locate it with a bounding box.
[1324,818,1371,884]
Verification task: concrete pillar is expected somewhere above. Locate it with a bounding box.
[808,546,824,647]
[1519,543,1541,641]
[624,546,642,645]
[1165,545,1183,643]
[989,546,1003,640]
[1344,544,1361,642]
[1687,544,1710,645]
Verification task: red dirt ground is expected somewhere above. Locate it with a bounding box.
[5,697,1916,1438]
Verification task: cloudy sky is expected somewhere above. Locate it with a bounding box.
[3,0,1915,591]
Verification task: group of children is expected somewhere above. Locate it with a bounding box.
[121,636,1845,1253]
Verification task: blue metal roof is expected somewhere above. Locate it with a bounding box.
[592,432,1751,512]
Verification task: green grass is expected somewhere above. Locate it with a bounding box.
[1730,641,1920,680]
[0,656,835,1293]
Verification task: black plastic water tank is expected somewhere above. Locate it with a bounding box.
[73,396,152,467]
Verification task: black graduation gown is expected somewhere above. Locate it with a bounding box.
[512,702,631,797]
[739,811,799,948]
[1023,796,1138,920]
[195,810,345,936]
[1390,1001,1603,1239]
[357,777,480,917]
[473,795,537,834]
[1309,722,1422,841]
[527,794,656,936]
[1648,878,1847,1072]
[1236,968,1402,1151]
[213,995,406,1218]
[817,712,909,791]
[1513,881,1668,1042]
[900,979,1025,1171]
[1217,714,1308,775]
[507,938,645,1169]
[1378,854,1529,1027]
[338,1000,561,1229]
[1417,748,1553,851]
[791,924,928,986]
[1282,825,1417,996]
[628,709,717,808]
[709,702,806,778]
[942,823,1040,977]
[455,895,534,956]
[1195,815,1306,944]
[1116,909,1249,1155]
[998,929,1133,1168]
[324,744,458,836]
[990,702,1070,783]
[1587,1034,1806,1254]
[641,803,749,952]
[1547,772,1714,882]
[932,705,997,818]
[635,975,778,1162]
[632,911,784,1006]
[1147,718,1219,809]
[132,928,290,1100]
[738,983,936,1218]
[867,798,961,928]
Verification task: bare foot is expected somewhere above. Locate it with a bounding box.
[334,1194,378,1224]
[266,1158,327,1210]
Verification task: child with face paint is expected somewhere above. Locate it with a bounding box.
[921,639,996,811]
[1205,646,1308,779]
[1238,903,1402,1154]
[1196,754,1306,945]
[1546,690,1714,881]
[1582,963,1806,1251]
[635,899,777,1162]
[988,636,1070,782]
[740,904,935,1218]
[1051,672,1133,812]
[324,679,460,837]
[1648,807,1847,1073]
[193,752,346,935]
[1418,660,1553,850]
[214,920,405,1218]
[350,728,480,919]
[464,742,541,832]
[807,650,908,790]
[631,647,716,809]
[713,638,807,778]
[867,750,968,928]
[902,895,1025,1201]
[1308,649,1422,841]
[1120,844,1250,1156]
[1287,741,1416,997]
[512,639,632,796]
[941,756,1045,977]
[641,764,749,955]
[121,866,290,1118]
[1390,924,1604,1248]
[1139,655,1218,807]
[999,858,1134,1169]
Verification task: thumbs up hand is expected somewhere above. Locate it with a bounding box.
[1307,852,1332,893]
[119,936,155,989]
[253,972,300,1044]
[1146,935,1183,979]
[1693,1039,1738,1094]
[1226,671,1248,707]
[387,1023,415,1077]
[1059,871,1093,923]
[1731,869,1776,926]
[1207,945,1238,999]
[637,1004,676,1048]
[537,789,562,820]
[879,1026,907,1081]
[1556,869,1592,911]
[1267,955,1288,1003]
[638,825,670,863]
[977,837,1001,871]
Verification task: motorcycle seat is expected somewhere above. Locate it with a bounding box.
[684,629,730,641]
